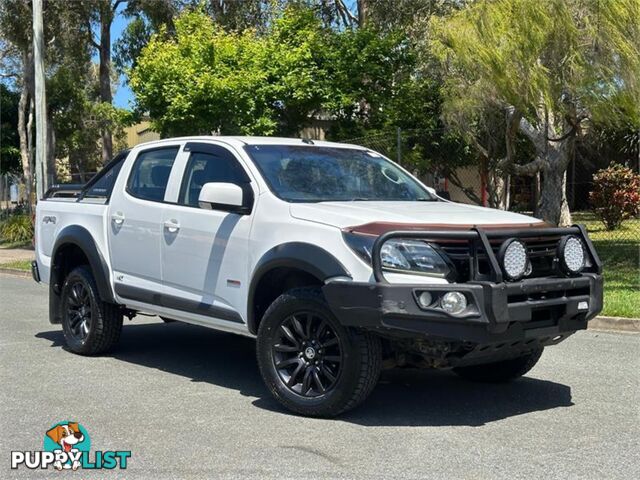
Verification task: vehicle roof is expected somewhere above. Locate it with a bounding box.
[134,135,368,151]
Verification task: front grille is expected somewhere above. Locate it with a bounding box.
[438,236,562,282]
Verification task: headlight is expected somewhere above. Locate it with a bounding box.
[558,235,585,274]
[380,239,451,277]
[343,233,452,278]
[498,238,528,280]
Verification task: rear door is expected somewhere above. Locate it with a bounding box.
[108,144,181,301]
[160,142,256,325]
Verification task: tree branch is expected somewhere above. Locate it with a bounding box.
[469,136,489,159]
[112,0,124,13]
[546,127,576,143]
[446,170,483,205]
[511,156,546,176]
[517,114,546,152]
[334,0,358,26]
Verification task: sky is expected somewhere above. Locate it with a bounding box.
[110,6,135,109]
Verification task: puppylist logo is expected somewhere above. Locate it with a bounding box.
[11,421,131,471]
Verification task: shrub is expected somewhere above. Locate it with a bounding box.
[590,164,640,230]
[0,214,34,244]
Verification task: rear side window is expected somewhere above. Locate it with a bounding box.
[82,150,129,200]
[179,148,249,207]
[127,147,179,202]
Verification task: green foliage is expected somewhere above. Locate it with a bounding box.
[431,0,640,130]
[130,9,275,136]
[590,164,640,231]
[129,2,463,172]
[0,84,21,174]
[0,215,33,244]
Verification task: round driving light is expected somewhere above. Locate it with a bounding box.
[417,291,433,308]
[558,235,586,274]
[441,291,467,315]
[499,238,528,280]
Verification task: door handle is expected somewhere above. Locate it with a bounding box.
[111,212,125,225]
[164,219,180,233]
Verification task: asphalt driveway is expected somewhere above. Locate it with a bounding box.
[1,274,638,479]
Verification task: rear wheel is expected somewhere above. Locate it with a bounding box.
[256,287,381,417]
[453,347,544,383]
[61,266,123,355]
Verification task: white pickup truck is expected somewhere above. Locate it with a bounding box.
[34,136,603,416]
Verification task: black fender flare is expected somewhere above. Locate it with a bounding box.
[247,242,349,334]
[51,225,115,304]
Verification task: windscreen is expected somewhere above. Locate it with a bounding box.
[244,145,435,203]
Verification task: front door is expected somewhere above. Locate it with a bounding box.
[108,145,181,299]
[160,142,256,325]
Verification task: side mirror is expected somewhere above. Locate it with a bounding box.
[198,182,253,215]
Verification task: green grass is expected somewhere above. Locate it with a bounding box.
[0,239,31,249]
[573,212,639,318]
[0,259,31,272]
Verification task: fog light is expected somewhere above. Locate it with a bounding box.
[558,235,586,274]
[577,301,589,311]
[417,291,433,308]
[499,238,529,280]
[441,291,467,315]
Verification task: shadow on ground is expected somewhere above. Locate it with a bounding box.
[37,321,573,427]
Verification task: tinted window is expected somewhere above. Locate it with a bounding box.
[243,145,435,203]
[127,147,179,202]
[179,148,249,207]
[83,150,128,199]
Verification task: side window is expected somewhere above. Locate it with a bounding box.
[83,150,128,200]
[179,148,249,207]
[127,147,179,202]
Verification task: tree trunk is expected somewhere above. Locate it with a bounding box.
[357,0,369,26]
[99,5,113,164]
[514,111,573,226]
[33,0,49,199]
[18,51,34,211]
[536,160,571,226]
[47,116,56,184]
[27,99,35,204]
[487,171,507,209]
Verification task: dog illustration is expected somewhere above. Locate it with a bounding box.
[46,422,84,470]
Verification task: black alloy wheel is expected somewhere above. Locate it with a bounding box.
[65,281,93,342]
[272,312,343,397]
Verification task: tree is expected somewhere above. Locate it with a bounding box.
[0,84,21,174]
[1,0,36,206]
[431,0,640,225]
[130,6,343,136]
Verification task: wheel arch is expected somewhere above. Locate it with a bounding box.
[49,226,114,324]
[247,243,349,335]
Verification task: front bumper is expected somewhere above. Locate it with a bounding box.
[323,224,603,362]
[323,273,603,345]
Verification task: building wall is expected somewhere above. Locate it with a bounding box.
[124,121,161,148]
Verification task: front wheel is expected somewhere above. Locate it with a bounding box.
[61,266,123,355]
[453,347,544,383]
[256,287,381,417]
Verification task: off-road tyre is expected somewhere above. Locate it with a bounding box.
[61,265,123,355]
[256,287,381,417]
[453,347,544,383]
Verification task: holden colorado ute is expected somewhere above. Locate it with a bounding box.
[33,137,603,416]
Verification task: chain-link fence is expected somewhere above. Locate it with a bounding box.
[343,129,640,246]
[343,129,639,301]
